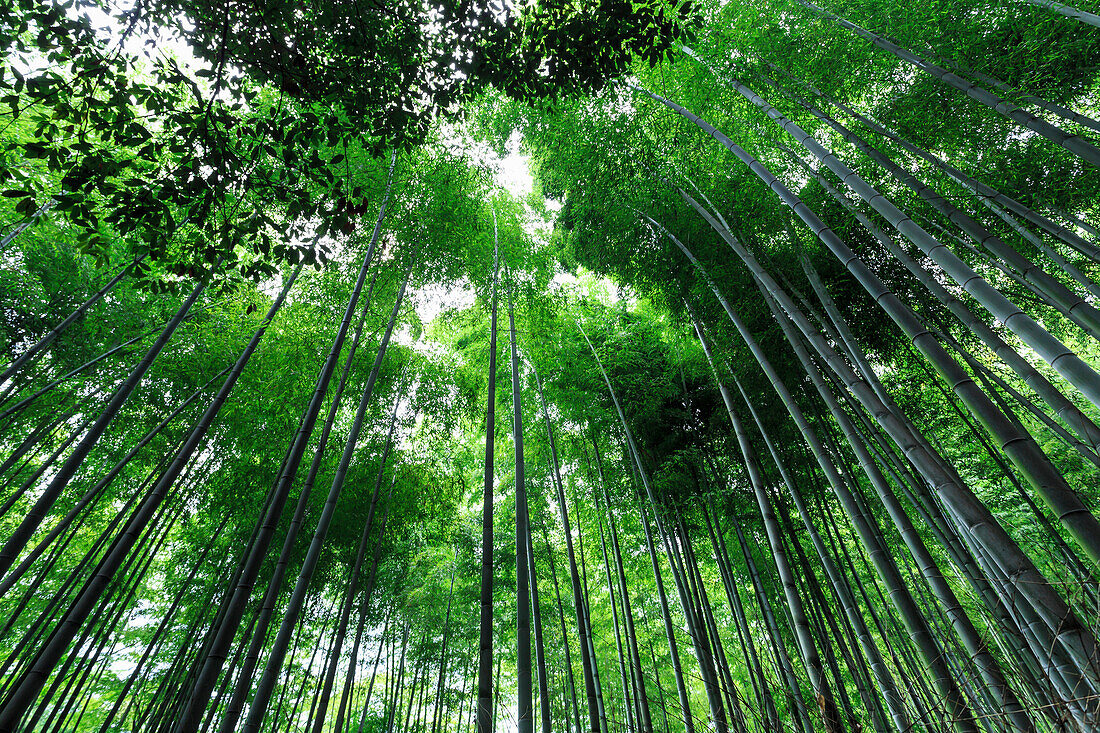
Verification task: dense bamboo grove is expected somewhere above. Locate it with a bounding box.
[2,0,1100,732]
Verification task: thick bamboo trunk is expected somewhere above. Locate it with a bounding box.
[1021,0,1100,27]
[476,212,501,733]
[509,286,534,733]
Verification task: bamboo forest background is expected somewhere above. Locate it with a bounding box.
[3,0,1100,731]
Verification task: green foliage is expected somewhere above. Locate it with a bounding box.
[3,0,1100,731]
